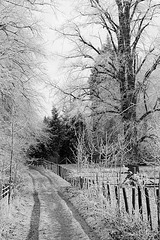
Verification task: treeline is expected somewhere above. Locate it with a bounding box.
[0,0,55,187]
[27,107,86,164]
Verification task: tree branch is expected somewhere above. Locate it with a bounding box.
[143,55,160,84]
[137,108,160,123]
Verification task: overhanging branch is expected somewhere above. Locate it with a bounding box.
[137,108,160,123]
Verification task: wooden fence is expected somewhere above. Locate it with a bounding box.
[78,177,160,229]
[43,161,160,230]
[44,160,73,180]
[0,183,13,202]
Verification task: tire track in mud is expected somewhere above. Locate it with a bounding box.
[26,173,40,240]
[34,167,100,240]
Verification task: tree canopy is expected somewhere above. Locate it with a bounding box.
[53,0,160,164]
[0,0,54,183]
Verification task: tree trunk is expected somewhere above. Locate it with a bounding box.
[117,0,138,163]
[8,120,14,205]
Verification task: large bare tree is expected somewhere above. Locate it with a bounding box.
[55,0,160,163]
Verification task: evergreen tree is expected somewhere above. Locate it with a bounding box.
[45,107,63,154]
[28,106,88,164]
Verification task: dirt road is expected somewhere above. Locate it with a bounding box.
[27,168,98,240]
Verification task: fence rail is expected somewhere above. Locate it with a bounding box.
[0,183,13,200]
[2,185,10,198]
[43,160,160,230]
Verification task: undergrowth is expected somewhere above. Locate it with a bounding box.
[107,214,159,240]
[62,183,160,240]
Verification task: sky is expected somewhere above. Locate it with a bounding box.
[39,0,105,118]
[37,0,160,119]
[37,0,76,117]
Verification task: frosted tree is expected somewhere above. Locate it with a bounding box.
[55,0,160,164]
[0,0,54,188]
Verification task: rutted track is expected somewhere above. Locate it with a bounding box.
[26,173,40,240]
[28,167,100,240]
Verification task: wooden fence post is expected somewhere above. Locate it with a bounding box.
[138,186,143,219]
[145,187,152,229]
[0,182,2,200]
[123,187,129,214]
[115,185,120,211]
[102,182,106,198]
[132,187,135,214]
[79,177,84,189]
[59,166,61,177]
[158,172,160,231]
[96,173,98,185]
[107,183,111,204]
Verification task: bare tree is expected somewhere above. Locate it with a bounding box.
[54,0,160,163]
[0,0,54,188]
